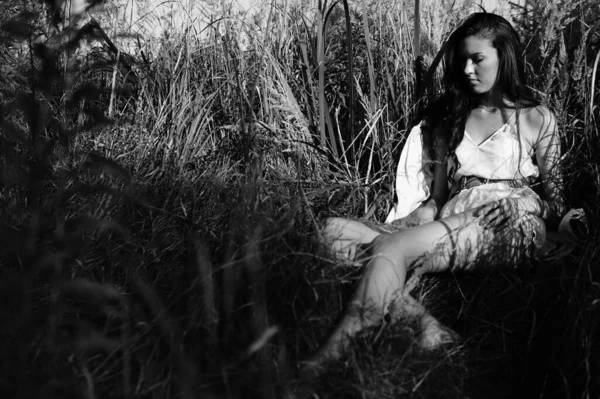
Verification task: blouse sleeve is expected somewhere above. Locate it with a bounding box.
[385,123,432,223]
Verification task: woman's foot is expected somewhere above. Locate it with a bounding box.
[297,358,327,380]
[283,373,318,399]
[300,338,344,377]
[418,315,461,350]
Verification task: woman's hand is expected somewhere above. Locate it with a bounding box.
[474,198,528,230]
[391,201,437,229]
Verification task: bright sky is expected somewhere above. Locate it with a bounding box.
[66,0,526,47]
[480,0,503,11]
[478,0,525,17]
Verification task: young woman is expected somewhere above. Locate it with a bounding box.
[310,12,566,366]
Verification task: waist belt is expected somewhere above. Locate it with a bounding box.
[450,175,528,198]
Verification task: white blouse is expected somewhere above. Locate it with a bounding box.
[455,121,539,180]
[385,121,539,222]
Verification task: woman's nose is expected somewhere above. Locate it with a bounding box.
[464,60,474,75]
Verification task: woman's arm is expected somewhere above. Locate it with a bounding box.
[391,125,449,227]
[509,106,566,226]
[530,106,566,228]
[476,106,566,230]
[428,124,451,218]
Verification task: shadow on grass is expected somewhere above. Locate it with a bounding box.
[296,235,598,399]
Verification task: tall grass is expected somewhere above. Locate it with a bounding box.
[0,0,598,398]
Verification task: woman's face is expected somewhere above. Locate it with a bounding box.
[458,35,500,95]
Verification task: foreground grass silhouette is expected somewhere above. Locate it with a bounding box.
[0,0,598,398]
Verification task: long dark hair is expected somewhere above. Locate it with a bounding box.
[421,12,540,181]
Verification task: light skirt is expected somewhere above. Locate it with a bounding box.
[440,182,546,259]
[365,182,546,260]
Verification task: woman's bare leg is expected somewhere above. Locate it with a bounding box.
[310,208,504,364]
[320,217,456,352]
[322,217,381,261]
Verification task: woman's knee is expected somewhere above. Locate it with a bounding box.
[322,217,349,235]
[371,232,408,266]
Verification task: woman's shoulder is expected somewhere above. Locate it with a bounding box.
[518,104,557,143]
[520,104,556,130]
